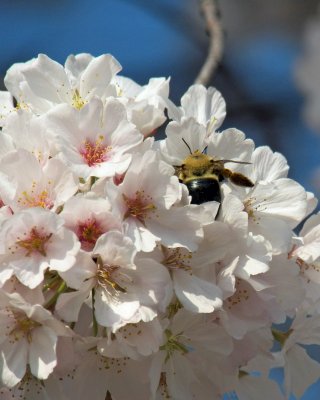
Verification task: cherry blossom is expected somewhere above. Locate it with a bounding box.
[4,53,121,114]
[0,207,80,288]
[0,52,319,399]
[0,291,72,388]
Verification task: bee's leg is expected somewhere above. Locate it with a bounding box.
[222,169,254,187]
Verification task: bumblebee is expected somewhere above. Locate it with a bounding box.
[175,139,254,205]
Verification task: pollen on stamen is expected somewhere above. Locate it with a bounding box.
[296,258,320,278]
[122,190,157,224]
[15,100,29,111]
[79,136,112,167]
[15,226,52,257]
[95,257,130,295]
[72,89,86,110]
[31,149,44,164]
[243,196,264,223]
[18,181,54,209]
[226,279,250,310]
[161,246,193,273]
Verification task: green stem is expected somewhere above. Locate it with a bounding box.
[44,281,67,310]
[43,273,61,291]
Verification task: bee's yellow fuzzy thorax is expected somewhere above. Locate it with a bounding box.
[183,151,212,170]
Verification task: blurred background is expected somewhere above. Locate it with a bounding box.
[1,0,320,398]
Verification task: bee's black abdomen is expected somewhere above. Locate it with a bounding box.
[186,178,221,205]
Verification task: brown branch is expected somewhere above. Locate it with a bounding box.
[195,0,224,86]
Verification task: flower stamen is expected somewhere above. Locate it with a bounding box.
[79,136,112,167]
[16,227,52,257]
[72,89,86,110]
[95,255,128,294]
[18,181,54,209]
[123,190,156,224]
[160,329,189,362]
[161,246,192,272]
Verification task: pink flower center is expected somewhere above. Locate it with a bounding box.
[123,190,156,224]
[16,226,52,257]
[77,218,104,251]
[79,136,112,167]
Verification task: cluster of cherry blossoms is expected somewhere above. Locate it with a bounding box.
[1,53,320,400]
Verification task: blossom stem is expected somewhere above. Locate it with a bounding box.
[43,273,61,291]
[44,281,67,310]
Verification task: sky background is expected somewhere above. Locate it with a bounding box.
[1,0,320,398]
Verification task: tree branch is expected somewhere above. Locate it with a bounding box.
[195,0,224,86]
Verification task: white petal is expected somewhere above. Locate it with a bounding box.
[22,54,71,104]
[236,375,285,400]
[95,288,139,329]
[252,179,307,227]
[284,345,320,399]
[173,270,222,313]
[80,54,121,97]
[252,146,289,182]
[0,91,14,126]
[147,206,203,251]
[295,213,320,261]
[0,338,28,387]
[29,326,57,380]
[55,287,91,322]
[180,84,226,129]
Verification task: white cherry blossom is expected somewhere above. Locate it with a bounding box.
[166,84,226,135]
[113,75,170,136]
[149,309,233,400]
[0,149,78,212]
[44,97,142,179]
[60,195,121,251]
[56,231,172,331]
[2,109,57,163]
[0,291,72,388]
[4,53,121,114]
[0,207,80,288]
[231,178,308,254]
